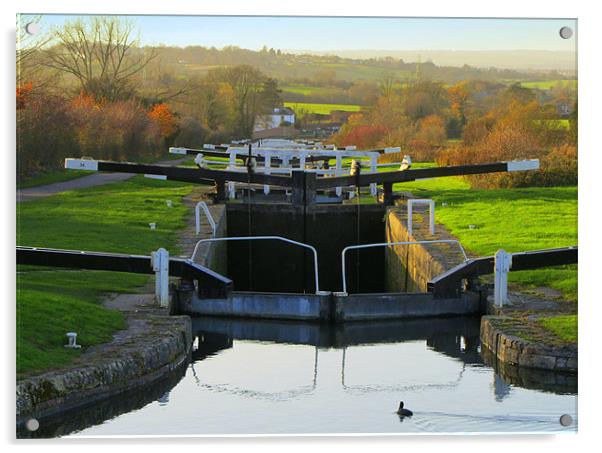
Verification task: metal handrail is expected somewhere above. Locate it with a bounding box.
[190,236,325,295]
[340,240,469,295]
[195,202,216,236]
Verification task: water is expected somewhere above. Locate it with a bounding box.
[56,316,576,436]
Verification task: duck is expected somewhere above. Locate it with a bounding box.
[396,401,413,417]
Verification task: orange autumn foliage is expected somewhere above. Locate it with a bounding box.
[148,103,177,137]
[16,82,33,109]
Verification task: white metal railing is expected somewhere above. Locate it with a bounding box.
[190,236,326,295]
[195,202,216,236]
[407,199,435,236]
[339,240,469,295]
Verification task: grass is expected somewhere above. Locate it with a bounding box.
[18,170,93,189]
[284,102,362,115]
[537,315,577,342]
[388,167,577,300]
[520,79,577,90]
[17,176,195,375]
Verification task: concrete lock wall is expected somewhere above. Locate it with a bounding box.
[385,208,447,292]
[225,203,386,293]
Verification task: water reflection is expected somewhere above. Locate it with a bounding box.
[23,316,577,437]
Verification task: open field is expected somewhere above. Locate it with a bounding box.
[520,79,577,90]
[17,176,195,375]
[284,102,362,115]
[281,85,334,96]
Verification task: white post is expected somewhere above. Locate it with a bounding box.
[152,248,169,307]
[370,155,377,196]
[264,151,271,195]
[228,151,236,199]
[335,154,343,197]
[494,249,512,307]
[299,153,306,170]
[281,154,290,174]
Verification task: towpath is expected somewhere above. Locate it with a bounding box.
[17,157,189,202]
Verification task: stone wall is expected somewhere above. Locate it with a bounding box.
[385,204,467,292]
[480,316,577,373]
[16,312,192,426]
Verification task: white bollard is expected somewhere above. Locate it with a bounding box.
[149,222,156,230]
[166,200,172,208]
[64,332,81,349]
[494,249,512,307]
[151,248,170,307]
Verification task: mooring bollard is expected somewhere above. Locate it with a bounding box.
[494,249,512,307]
[151,248,170,307]
[64,332,81,349]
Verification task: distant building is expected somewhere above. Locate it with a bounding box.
[254,107,296,132]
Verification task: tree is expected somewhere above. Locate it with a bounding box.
[260,78,282,111]
[17,15,51,85]
[44,16,156,101]
[403,80,449,121]
[210,65,272,138]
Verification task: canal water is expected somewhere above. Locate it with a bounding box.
[62,316,576,436]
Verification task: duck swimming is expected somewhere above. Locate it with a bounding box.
[396,401,413,417]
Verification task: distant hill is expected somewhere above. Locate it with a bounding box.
[283,49,576,72]
[149,45,574,84]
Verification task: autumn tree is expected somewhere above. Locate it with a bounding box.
[148,103,177,138]
[209,65,279,138]
[403,80,450,121]
[45,16,156,101]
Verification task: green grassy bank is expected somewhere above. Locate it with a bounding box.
[17,176,194,375]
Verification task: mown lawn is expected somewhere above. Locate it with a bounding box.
[17,176,195,375]
[390,170,577,301]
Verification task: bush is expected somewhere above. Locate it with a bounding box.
[437,123,577,188]
[17,90,167,179]
[174,116,209,149]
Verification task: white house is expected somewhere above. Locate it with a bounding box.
[254,107,296,131]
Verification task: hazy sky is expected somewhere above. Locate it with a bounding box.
[21,14,576,52]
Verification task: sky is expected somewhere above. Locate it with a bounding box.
[20,14,577,53]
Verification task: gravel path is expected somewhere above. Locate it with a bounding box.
[17,157,189,202]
